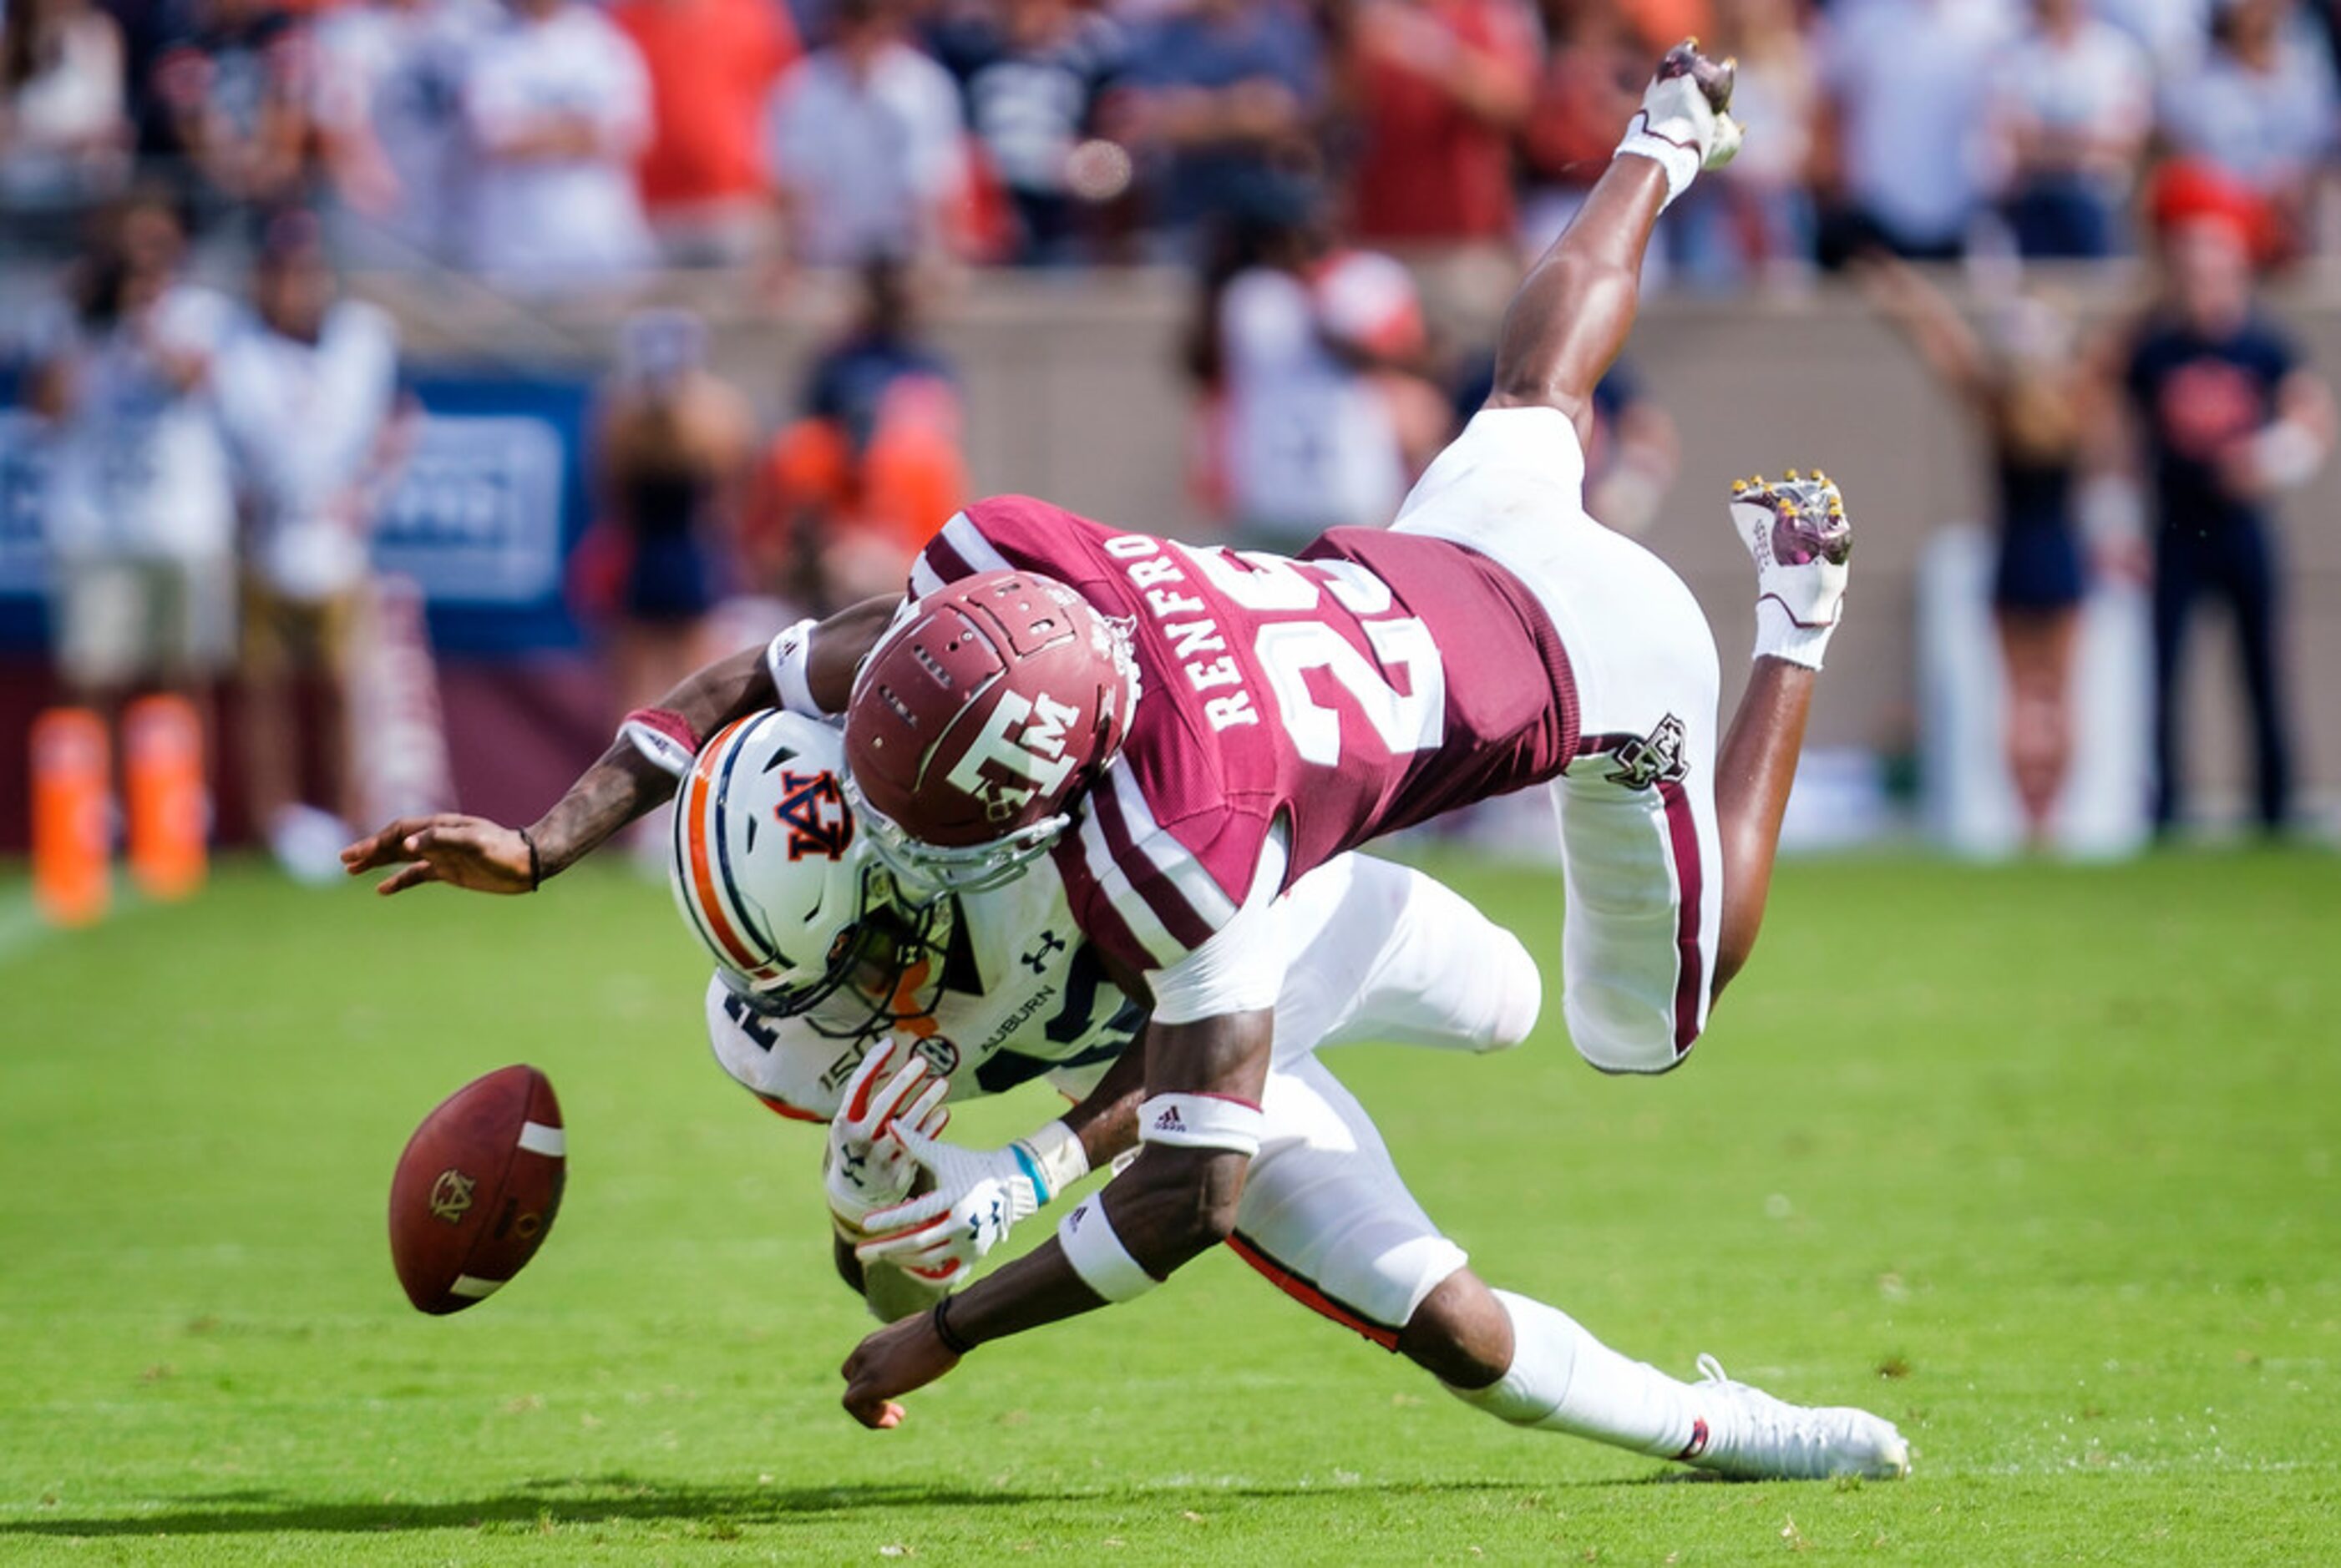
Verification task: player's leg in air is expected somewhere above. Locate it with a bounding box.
[1391,40,1849,1070]
[1239,857,1907,1481]
[1343,41,1880,1473]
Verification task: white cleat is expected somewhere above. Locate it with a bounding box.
[1681,1354,1912,1482]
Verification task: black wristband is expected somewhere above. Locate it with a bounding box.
[518,827,542,893]
[931,1294,977,1356]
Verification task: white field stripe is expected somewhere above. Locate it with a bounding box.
[1077,804,1177,969]
[518,1120,565,1157]
[0,892,52,967]
[449,1274,507,1299]
[940,512,1014,574]
[1108,766,1238,930]
[0,884,160,971]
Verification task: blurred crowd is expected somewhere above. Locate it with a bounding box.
[5,0,2341,288]
[8,0,2337,872]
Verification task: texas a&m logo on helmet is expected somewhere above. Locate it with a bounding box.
[845,571,1138,885]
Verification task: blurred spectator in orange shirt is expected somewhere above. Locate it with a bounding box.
[1612,0,1711,56]
[1339,0,1535,356]
[611,0,798,266]
[753,258,965,610]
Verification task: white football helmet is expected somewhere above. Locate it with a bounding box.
[669,709,943,1032]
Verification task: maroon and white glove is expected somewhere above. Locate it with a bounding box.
[823,1042,950,1237]
[1729,470,1852,670]
[1617,41,1744,210]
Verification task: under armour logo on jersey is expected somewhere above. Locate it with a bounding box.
[1607,715,1690,792]
[1022,931,1067,974]
[1153,1104,1186,1135]
[776,770,854,859]
[945,690,1082,820]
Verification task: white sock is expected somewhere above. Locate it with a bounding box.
[1442,1290,1705,1459]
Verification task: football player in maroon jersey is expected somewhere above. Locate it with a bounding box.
[345,43,1899,1475]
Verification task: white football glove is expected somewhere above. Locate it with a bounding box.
[854,1120,1090,1285]
[823,1041,951,1235]
[1728,470,1852,669]
[1616,41,1742,209]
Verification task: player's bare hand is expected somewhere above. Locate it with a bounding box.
[840,1311,961,1429]
[341,815,536,897]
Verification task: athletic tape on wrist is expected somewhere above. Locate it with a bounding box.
[1137,1093,1264,1159]
[618,708,700,780]
[1752,599,1836,671]
[1014,1120,1089,1206]
[1615,116,1701,209]
[1056,1196,1158,1302]
[766,617,823,716]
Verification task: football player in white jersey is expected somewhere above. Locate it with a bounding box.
[674,709,1545,1338]
[350,688,1908,1480]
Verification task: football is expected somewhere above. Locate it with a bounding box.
[388,1065,566,1314]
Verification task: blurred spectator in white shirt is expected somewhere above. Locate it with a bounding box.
[764,0,965,269]
[1816,0,2015,264]
[1985,0,2153,258]
[2159,0,2337,253]
[0,0,129,212]
[2096,0,2214,76]
[463,0,655,290]
[1194,195,1445,550]
[211,211,409,875]
[21,191,240,741]
[312,0,492,269]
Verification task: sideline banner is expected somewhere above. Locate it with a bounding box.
[0,374,594,657]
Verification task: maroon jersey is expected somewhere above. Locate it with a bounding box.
[910,500,1579,973]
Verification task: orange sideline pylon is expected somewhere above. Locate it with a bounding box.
[122,693,207,900]
[31,707,110,927]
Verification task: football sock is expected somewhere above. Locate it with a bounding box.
[1442,1289,1703,1459]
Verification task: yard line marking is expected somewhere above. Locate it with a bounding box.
[0,883,155,970]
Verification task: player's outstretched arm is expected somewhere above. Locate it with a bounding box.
[839,1009,1274,1429]
[342,597,899,896]
[1486,42,1739,446]
[1711,473,1850,993]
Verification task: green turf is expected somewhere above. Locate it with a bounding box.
[2,849,2337,1565]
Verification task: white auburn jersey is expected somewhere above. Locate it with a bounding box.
[709,847,1546,1343]
[706,847,1138,1122]
[707,850,1535,1126]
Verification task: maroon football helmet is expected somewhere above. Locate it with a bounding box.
[844,570,1140,894]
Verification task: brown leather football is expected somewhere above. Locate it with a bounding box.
[388,1065,565,1314]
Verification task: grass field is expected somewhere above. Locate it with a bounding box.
[3,848,2337,1565]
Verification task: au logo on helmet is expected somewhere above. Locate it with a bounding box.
[777,769,854,861]
[945,689,1084,822]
